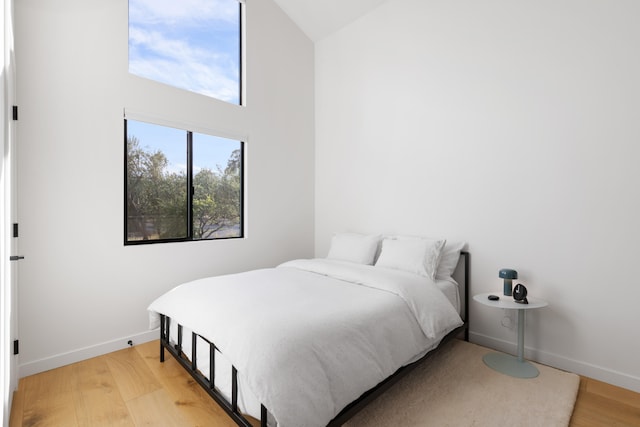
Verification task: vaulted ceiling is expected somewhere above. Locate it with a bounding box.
[271,0,389,41]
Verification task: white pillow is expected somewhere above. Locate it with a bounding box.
[436,240,467,279]
[375,237,445,280]
[326,233,381,265]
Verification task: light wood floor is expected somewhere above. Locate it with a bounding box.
[9,340,640,426]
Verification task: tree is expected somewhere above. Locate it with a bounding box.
[127,136,164,240]
[193,149,242,239]
[127,138,241,241]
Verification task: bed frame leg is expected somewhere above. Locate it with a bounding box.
[232,366,238,413]
[160,315,166,362]
[192,333,198,371]
[261,405,267,427]
[210,342,216,390]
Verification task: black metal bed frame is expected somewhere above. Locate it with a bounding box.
[159,251,469,427]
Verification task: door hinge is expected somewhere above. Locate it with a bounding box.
[9,256,24,261]
[13,223,18,238]
[13,340,19,355]
[12,106,18,121]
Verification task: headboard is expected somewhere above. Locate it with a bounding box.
[451,251,470,340]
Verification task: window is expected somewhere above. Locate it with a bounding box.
[128,0,243,105]
[125,119,243,244]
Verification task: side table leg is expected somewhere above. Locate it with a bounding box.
[481,303,540,378]
[517,309,525,362]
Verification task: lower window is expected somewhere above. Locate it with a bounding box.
[125,119,244,244]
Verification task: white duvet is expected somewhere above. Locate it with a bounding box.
[148,259,463,427]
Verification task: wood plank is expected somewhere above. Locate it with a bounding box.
[135,341,192,382]
[569,377,640,427]
[583,377,640,410]
[70,355,135,427]
[125,389,192,427]
[9,385,25,427]
[571,392,640,427]
[19,365,79,427]
[104,346,162,402]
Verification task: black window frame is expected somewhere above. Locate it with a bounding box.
[124,119,245,245]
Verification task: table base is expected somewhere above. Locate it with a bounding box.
[483,352,539,378]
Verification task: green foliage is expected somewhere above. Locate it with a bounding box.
[126,136,241,241]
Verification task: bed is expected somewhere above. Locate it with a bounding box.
[148,234,469,427]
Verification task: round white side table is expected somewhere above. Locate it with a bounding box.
[473,292,548,378]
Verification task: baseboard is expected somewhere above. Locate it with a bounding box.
[18,329,159,378]
[470,331,640,393]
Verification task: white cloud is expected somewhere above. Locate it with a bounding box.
[128,0,240,103]
[129,0,238,26]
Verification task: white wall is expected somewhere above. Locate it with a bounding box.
[15,0,314,375]
[315,0,640,391]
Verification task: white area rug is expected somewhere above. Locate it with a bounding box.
[344,339,579,427]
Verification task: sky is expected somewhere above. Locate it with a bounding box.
[127,0,241,173]
[128,0,240,104]
[127,120,240,175]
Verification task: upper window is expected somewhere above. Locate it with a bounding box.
[125,119,244,244]
[128,0,243,105]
